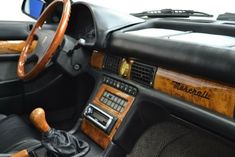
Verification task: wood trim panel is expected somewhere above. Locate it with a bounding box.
[81,84,135,149]
[0,40,37,54]
[80,119,111,149]
[90,51,104,69]
[154,68,235,118]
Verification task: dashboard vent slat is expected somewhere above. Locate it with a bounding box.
[103,55,122,74]
[130,61,156,86]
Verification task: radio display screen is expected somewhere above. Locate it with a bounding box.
[92,110,109,126]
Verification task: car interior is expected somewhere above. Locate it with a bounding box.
[1,0,235,156]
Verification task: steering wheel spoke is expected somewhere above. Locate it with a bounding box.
[26,53,38,63]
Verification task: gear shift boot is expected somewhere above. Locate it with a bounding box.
[30,108,90,157]
[42,129,89,157]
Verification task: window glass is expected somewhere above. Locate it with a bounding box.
[0,0,34,21]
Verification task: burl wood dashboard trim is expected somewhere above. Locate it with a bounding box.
[0,40,37,54]
[81,84,135,149]
[154,68,235,118]
[90,51,104,69]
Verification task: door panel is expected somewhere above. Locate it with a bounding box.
[0,21,33,81]
[0,22,31,40]
[0,21,74,116]
[0,40,37,82]
[0,21,32,114]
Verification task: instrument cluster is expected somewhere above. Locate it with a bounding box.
[66,3,96,45]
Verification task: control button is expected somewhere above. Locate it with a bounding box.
[107,93,113,99]
[117,105,122,112]
[107,100,112,106]
[128,87,133,94]
[106,93,111,98]
[117,98,122,104]
[111,102,115,108]
[114,97,118,103]
[103,98,108,104]
[85,107,93,115]
[110,95,115,101]
[120,100,125,106]
[116,82,120,89]
[104,79,107,83]
[131,88,137,96]
[100,97,105,102]
[114,104,118,110]
[104,91,108,97]
[124,86,128,92]
[120,83,125,90]
[113,81,117,87]
[120,107,124,112]
[107,79,111,84]
[109,79,113,85]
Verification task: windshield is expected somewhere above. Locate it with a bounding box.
[73,0,235,19]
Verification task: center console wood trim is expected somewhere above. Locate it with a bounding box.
[81,84,135,149]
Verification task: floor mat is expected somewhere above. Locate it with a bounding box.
[127,122,190,157]
[127,121,235,157]
[159,130,235,157]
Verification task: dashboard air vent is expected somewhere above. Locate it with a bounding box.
[103,55,122,74]
[130,61,156,86]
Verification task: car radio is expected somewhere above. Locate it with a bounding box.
[83,104,117,134]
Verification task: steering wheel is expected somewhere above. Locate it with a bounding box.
[17,0,71,80]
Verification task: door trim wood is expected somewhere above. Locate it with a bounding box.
[0,40,37,54]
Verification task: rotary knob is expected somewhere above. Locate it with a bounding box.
[85,106,93,116]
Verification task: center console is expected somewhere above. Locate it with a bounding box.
[81,76,137,149]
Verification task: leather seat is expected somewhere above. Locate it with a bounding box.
[0,114,41,153]
[0,114,6,121]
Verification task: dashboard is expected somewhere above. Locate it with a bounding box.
[54,1,235,155]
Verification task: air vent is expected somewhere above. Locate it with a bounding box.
[130,61,156,86]
[103,55,122,74]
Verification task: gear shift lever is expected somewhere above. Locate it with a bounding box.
[30,108,50,133]
[30,108,89,157]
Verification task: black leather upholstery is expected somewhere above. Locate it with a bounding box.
[0,115,40,153]
[0,114,6,121]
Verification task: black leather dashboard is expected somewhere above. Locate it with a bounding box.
[66,2,143,49]
[108,26,235,85]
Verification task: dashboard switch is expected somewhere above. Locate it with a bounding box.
[103,76,138,96]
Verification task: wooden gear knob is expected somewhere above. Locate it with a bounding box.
[30,107,51,133]
[11,149,29,157]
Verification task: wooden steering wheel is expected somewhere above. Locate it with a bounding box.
[17,0,71,80]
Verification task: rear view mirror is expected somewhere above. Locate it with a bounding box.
[22,0,46,19]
